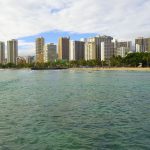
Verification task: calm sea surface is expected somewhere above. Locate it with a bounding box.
[0,69,150,150]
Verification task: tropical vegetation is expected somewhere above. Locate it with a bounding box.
[0,52,150,69]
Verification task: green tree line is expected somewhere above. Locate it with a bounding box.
[1,52,150,69]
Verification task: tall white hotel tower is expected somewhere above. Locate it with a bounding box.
[7,39,18,64]
[0,41,5,64]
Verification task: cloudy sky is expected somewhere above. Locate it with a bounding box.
[0,0,150,56]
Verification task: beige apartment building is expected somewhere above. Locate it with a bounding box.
[87,35,114,61]
[114,40,132,57]
[44,43,57,62]
[135,37,150,52]
[7,39,18,64]
[36,37,45,63]
[84,42,96,60]
[58,37,70,60]
[0,42,5,64]
[88,37,102,59]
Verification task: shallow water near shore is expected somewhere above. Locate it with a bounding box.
[0,70,150,150]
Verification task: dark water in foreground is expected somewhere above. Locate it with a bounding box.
[0,70,150,150]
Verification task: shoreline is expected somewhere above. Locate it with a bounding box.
[69,67,150,71]
[1,67,150,71]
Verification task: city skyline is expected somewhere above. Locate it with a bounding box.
[0,35,133,64]
[0,0,150,56]
[1,35,150,62]
[0,34,150,57]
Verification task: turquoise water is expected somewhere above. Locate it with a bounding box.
[0,70,150,150]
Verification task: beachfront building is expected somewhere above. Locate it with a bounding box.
[44,43,57,62]
[58,37,70,61]
[0,42,5,64]
[117,47,129,58]
[69,41,85,61]
[88,36,103,59]
[100,36,114,61]
[101,41,114,61]
[36,37,45,63]
[86,35,114,61]
[25,56,35,64]
[135,37,150,52]
[114,40,132,57]
[7,39,18,64]
[84,42,96,60]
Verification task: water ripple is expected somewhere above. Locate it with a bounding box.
[0,70,150,149]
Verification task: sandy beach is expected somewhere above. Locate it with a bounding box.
[69,67,150,71]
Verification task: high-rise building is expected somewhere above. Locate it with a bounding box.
[25,56,35,64]
[117,47,128,58]
[58,37,70,60]
[70,41,85,61]
[88,37,102,59]
[44,43,57,62]
[114,40,132,57]
[100,36,114,61]
[7,39,18,64]
[36,37,45,63]
[0,42,5,64]
[84,42,96,60]
[101,41,114,61]
[87,35,114,61]
[135,37,150,52]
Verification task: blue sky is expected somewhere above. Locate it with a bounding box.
[18,31,97,56]
[0,0,150,56]
[19,31,97,44]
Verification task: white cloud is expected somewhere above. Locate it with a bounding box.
[0,0,150,55]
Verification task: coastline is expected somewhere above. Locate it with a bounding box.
[1,67,150,71]
[0,68,31,71]
[69,67,150,72]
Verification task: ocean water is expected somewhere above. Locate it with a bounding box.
[0,69,150,150]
